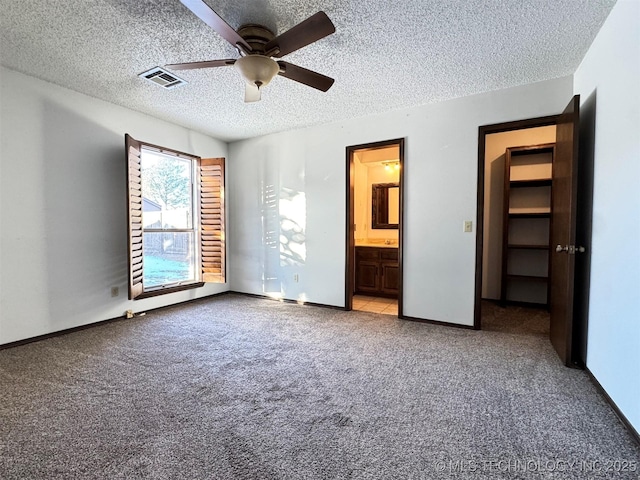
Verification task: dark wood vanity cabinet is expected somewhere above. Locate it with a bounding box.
[355,247,398,297]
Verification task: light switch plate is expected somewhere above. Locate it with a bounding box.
[463,221,473,233]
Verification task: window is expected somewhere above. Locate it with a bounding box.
[126,134,225,299]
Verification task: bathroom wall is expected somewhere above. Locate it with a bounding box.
[354,160,400,244]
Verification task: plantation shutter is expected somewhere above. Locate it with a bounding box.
[200,158,225,283]
[126,134,144,299]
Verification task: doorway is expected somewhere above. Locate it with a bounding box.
[475,96,587,367]
[345,138,405,316]
[482,125,557,330]
[477,121,558,340]
[475,115,558,330]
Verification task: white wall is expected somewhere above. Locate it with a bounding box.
[573,0,640,433]
[229,76,572,324]
[0,67,229,345]
[483,126,556,299]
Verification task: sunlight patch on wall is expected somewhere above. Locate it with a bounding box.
[279,188,306,267]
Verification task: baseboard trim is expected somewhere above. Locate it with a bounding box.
[235,292,476,329]
[399,314,475,329]
[0,291,231,351]
[233,293,474,329]
[229,291,346,311]
[2,291,475,349]
[138,291,231,315]
[586,367,640,447]
[0,315,128,350]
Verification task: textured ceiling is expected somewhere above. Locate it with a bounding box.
[0,0,615,142]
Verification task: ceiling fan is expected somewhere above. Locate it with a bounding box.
[165,0,336,102]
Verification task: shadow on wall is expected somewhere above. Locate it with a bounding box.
[262,173,280,294]
[574,89,597,365]
[43,100,126,328]
[260,156,307,299]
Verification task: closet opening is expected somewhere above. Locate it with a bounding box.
[475,116,558,333]
[476,96,589,368]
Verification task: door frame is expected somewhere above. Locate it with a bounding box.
[345,138,405,315]
[474,115,558,329]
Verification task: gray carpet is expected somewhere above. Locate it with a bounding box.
[1,294,638,479]
[481,300,551,336]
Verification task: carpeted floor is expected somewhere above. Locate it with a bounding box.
[480,300,551,336]
[1,294,638,479]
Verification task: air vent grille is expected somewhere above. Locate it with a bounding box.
[139,67,187,89]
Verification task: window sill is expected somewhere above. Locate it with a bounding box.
[136,282,205,300]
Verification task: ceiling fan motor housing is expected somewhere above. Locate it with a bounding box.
[234,24,281,87]
[236,24,276,54]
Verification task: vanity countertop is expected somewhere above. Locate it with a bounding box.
[355,241,398,249]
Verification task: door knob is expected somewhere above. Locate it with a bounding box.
[556,245,568,253]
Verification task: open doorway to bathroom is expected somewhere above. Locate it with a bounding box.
[345,138,404,316]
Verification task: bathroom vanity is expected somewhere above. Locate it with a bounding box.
[354,245,399,297]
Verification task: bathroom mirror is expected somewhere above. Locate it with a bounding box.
[372,183,399,229]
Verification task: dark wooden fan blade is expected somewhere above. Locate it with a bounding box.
[277,61,334,92]
[180,0,251,52]
[265,11,335,58]
[165,59,236,70]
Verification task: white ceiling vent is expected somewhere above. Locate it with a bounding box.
[139,67,187,89]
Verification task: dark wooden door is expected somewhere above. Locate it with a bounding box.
[550,95,580,366]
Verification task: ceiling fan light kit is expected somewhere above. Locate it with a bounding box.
[156,0,336,102]
[234,55,279,88]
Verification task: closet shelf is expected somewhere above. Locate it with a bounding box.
[506,274,549,282]
[510,178,552,188]
[501,142,555,308]
[510,145,555,156]
[508,212,550,219]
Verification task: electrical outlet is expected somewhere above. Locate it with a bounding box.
[463,221,473,233]
[294,274,299,282]
[111,286,119,297]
